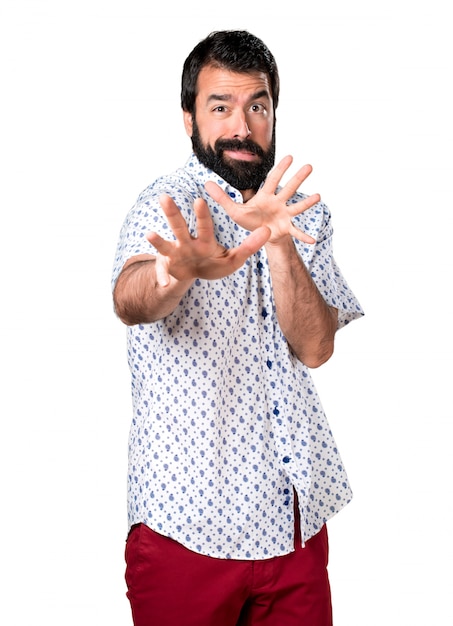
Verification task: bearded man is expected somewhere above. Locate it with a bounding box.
[112,29,363,626]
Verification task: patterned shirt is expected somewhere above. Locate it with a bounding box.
[112,153,364,560]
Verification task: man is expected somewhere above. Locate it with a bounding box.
[112,30,363,626]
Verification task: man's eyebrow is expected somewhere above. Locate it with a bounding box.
[206,93,232,103]
[250,89,271,101]
[206,89,271,103]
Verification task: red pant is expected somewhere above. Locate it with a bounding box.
[125,520,332,626]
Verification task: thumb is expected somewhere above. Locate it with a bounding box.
[155,253,171,287]
[204,181,235,208]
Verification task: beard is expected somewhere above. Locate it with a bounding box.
[190,119,276,192]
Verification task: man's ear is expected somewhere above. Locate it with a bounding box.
[183,110,193,137]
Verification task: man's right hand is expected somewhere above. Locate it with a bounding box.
[148,194,271,287]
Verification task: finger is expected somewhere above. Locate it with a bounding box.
[205,181,248,226]
[204,181,236,210]
[158,194,192,242]
[287,193,321,217]
[154,253,171,287]
[229,226,271,268]
[193,197,215,242]
[277,164,314,202]
[289,224,316,244]
[146,230,175,256]
[260,155,294,193]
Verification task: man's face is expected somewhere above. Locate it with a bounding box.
[184,66,276,197]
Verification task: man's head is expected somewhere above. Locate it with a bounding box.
[181,31,280,195]
[181,30,280,115]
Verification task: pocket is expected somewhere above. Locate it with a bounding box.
[125,523,146,597]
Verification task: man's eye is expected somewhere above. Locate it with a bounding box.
[251,104,265,113]
[213,105,227,113]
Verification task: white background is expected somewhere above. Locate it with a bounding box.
[1,0,451,624]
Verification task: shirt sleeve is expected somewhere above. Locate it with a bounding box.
[111,177,196,290]
[293,199,364,329]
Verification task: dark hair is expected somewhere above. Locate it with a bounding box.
[181,30,280,115]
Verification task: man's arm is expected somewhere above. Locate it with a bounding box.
[264,236,338,368]
[113,254,193,326]
[205,156,337,368]
[113,194,271,326]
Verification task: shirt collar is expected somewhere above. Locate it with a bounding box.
[184,152,245,201]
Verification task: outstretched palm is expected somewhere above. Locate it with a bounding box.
[147,156,318,286]
[205,156,319,244]
[147,194,271,286]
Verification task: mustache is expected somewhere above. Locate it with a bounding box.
[214,138,265,158]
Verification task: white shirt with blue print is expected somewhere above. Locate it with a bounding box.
[112,153,364,560]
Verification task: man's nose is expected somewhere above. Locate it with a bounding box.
[231,112,251,139]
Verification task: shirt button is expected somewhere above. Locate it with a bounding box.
[282,456,291,464]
